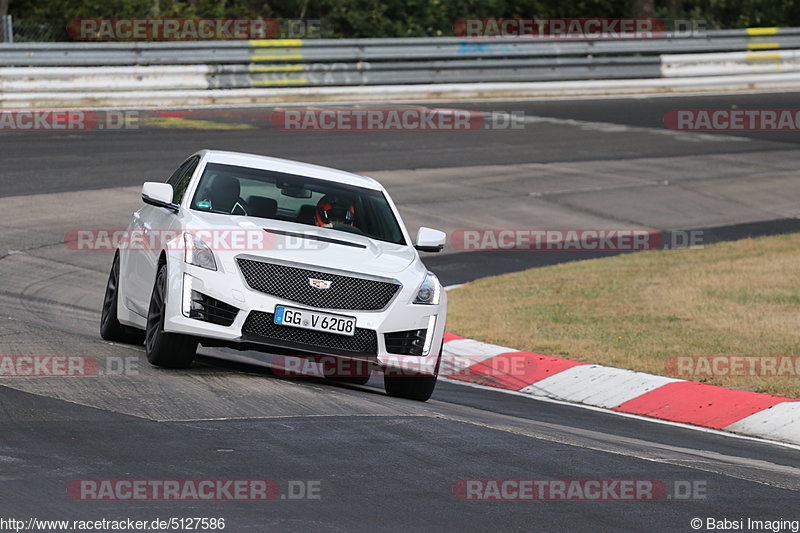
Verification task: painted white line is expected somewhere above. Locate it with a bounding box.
[444,283,466,291]
[441,377,800,451]
[521,113,749,143]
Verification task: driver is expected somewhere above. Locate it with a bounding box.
[315,195,355,228]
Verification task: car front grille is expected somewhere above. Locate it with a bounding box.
[237,258,401,311]
[242,311,378,356]
[384,329,427,356]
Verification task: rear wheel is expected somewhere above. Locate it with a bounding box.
[145,264,197,368]
[384,374,438,401]
[100,252,145,344]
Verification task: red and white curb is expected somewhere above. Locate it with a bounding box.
[440,332,800,446]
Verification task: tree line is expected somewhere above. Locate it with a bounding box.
[3,0,799,39]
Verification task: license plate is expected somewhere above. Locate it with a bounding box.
[274,306,356,337]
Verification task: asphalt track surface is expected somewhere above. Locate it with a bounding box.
[1,93,799,531]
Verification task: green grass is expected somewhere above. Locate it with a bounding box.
[447,233,800,398]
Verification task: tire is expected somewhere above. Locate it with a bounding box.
[145,263,197,369]
[100,252,145,344]
[384,374,438,401]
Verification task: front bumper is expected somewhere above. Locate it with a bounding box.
[162,251,446,376]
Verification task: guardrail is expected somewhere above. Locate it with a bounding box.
[0,27,799,102]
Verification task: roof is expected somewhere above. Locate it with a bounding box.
[201,150,383,191]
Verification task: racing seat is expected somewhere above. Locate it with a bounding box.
[297,204,317,226]
[205,175,241,213]
[246,196,278,219]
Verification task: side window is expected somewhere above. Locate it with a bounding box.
[166,156,200,204]
[166,159,190,187]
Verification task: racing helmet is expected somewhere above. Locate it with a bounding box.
[315,195,355,227]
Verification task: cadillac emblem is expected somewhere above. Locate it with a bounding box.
[309,278,332,290]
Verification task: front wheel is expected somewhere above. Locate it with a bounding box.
[145,264,197,369]
[100,252,145,344]
[384,374,438,401]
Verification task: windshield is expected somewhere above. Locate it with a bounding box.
[190,162,406,245]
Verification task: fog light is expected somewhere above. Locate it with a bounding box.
[182,273,193,317]
[422,315,436,355]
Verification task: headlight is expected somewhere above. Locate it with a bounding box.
[184,232,217,271]
[412,271,441,305]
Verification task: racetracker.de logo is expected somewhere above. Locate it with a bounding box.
[454,18,667,39]
[0,355,138,377]
[451,229,663,251]
[67,18,323,40]
[665,356,800,377]
[64,229,327,252]
[270,354,527,379]
[0,111,138,131]
[664,109,800,131]
[274,109,525,131]
[67,480,281,501]
[454,479,707,501]
[0,355,98,377]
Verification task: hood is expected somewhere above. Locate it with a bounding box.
[184,211,418,275]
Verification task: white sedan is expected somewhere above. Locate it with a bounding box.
[100,150,447,401]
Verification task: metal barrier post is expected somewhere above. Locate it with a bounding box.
[2,15,13,43]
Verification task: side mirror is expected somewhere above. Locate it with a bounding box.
[142,182,178,212]
[414,227,446,252]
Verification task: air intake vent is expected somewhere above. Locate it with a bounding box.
[384,329,427,356]
[242,311,378,356]
[188,291,238,327]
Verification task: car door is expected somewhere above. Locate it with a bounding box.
[123,156,200,317]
